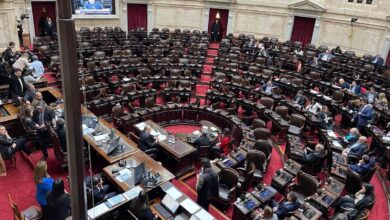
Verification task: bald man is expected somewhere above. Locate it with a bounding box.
[342,136,368,162]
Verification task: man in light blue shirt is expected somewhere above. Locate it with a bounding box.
[28,56,44,78]
[84,0,104,9]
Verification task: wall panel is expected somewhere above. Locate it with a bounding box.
[153,6,204,30]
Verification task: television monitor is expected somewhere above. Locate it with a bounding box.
[134,162,146,185]
[72,0,115,15]
[162,194,180,214]
[243,199,255,210]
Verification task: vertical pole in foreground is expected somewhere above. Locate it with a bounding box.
[56,0,87,219]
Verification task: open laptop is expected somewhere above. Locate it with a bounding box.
[153,194,180,219]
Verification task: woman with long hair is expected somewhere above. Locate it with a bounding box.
[34,160,54,218]
[46,179,70,220]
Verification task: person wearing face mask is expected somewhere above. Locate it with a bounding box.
[196,158,219,211]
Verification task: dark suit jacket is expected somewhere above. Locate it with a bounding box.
[354,105,374,127]
[372,56,384,67]
[303,150,322,164]
[349,161,374,176]
[350,85,362,95]
[340,82,350,89]
[138,131,156,151]
[275,201,300,219]
[194,135,211,148]
[2,47,15,61]
[9,75,26,98]
[32,109,54,127]
[0,134,13,159]
[292,95,306,107]
[92,186,106,203]
[348,143,367,157]
[23,89,35,102]
[56,125,67,152]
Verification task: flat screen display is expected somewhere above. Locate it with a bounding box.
[72,0,115,15]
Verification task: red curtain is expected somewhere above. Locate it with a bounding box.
[127,4,147,31]
[208,8,229,37]
[290,16,316,46]
[386,48,390,66]
[31,2,56,37]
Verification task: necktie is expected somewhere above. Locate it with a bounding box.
[40,112,44,125]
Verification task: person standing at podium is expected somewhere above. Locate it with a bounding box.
[196,158,219,211]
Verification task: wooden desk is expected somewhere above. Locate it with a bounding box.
[251,185,277,203]
[271,169,294,194]
[323,177,345,197]
[330,163,347,182]
[284,159,302,176]
[134,120,196,177]
[310,189,338,211]
[232,194,261,220]
[83,117,139,164]
[293,203,322,220]
[216,156,238,169]
[103,151,174,192]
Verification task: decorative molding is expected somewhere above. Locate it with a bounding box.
[288,0,326,12]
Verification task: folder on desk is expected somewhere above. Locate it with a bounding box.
[193,209,215,220]
[106,194,126,208]
[180,198,201,215]
[88,203,109,219]
[166,186,183,200]
[123,186,143,201]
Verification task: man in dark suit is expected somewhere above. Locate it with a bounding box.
[349,155,374,176]
[138,125,158,152]
[211,19,221,42]
[262,80,276,94]
[273,192,300,219]
[292,90,306,107]
[2,42,16,62]
[371,54,384,71]
[352,101,374,130]
[55,118,67,152]
[196,158,219,211]
[349,81,362,96]
[338,78,350,90]
[0,125,31,160]
[23,83,36,102]
[9,68,26,105]
[193,132,211,149]
[342,136,368,162]
[32,102,55,160]
[91,174,117,204]
[301,144,324,165]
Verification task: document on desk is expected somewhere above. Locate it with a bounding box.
[150,129,159,137]
[382,136,390,142]
[332,140,342,149]
[88,203,109,219]
[94,134,109,142]
[158,134,167,141]
[106,194,126,208]
[194,209,215,220]
[166,186,183,200]
[123,186,143,200]
[135,122,146,131]
[181,198,201,215]
[115,169,132,182]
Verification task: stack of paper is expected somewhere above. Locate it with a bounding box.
[194,209,215,220]
[180,198,201,215]
[123,186,143,200]
[87,203,109,219]
[115,169,132,182]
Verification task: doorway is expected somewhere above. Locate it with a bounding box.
[127,4,147,31]
[208,8,229,40]
[31,1,56,37]
[290,16,316,46]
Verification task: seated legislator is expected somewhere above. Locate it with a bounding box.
[292,90,306,107]
[55,118,67,152]
[12,53,30,71]
[138,125,159,152]
[24,83,36,102]
[2,41,16,62]
[262,80,276,94]
[309,57,320,68]
[338,78,350,90]
[0,125,31,160]
[316,105,334,130]
[23,70,40,84]
[45,178,71,220]
[253,206,278,220]
[91,174,117,204]
[364,87,378,104]
[32,91,46,108]
[349,81,362,96]
[349,155,375,176]
[212,128,232,157]
[83,0,103,9]
[193,131,211,149]
[342,136,368,162]
[339,128,360,148]
[299,144,324,166]
[377,92,388,107]
[332,183,375,217]
[271,192,300,219]
[318,49,335,62]
[306,98,322,114]
[129,190,157,220]
[28,55,44,79]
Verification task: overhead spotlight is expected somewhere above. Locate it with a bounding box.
[351,18,358,23]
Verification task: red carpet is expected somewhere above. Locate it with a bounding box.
[164,125,201,134]
[206,57,215,64]
[203,65,212,74]
[43,72,58,84]
[195,85,209,96]
[201,75,212,82]
[209,43,220,49]
[207,49,218,57]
